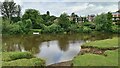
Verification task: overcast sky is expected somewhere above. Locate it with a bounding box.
[0,0,119,17]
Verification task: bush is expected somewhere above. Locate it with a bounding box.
[2,52,34,61]
[9,23,21,34]
[82,26,92,33]
[10,52,34,60]
[19,19,32,34]
[2,20,22,34]
[67,24,79,33]
[83,22,95,29]
[2,19,33,34]
[111,25,120,33]
[2,58,45,66]
[41,24,64,33]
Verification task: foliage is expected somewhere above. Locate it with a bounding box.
[2,58,45,66]
[82,22,95,29]
[41,24,64,33]
[2,20,22,34]
[8,23,21,34]
[30,29,42,33]
[22,9,44,29]
[94,13,112,31]
[46,11,50,16]
[2,52,45,66]
[82,26,92,33]
[2,52,34,61]
[67,24,80,33]
[1,5,118,34]
[111,25,120,33]
[41,14,57,26]
[58,13,70,30]
[19,19,32,34]
[0,0,21,23]
[2,19,32,34]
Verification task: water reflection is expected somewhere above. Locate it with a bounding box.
[2,33,118,65]
[35,40,83,65]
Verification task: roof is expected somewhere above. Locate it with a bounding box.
[112,12,120,15]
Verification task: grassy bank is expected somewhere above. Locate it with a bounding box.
[2,52,45,66]
[72,37,119,66]
[82,37,118,48]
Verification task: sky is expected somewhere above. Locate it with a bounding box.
[0,0,119,17]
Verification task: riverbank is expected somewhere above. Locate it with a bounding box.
[73,37,119,66]
[2,52,45,66]
[49,37,119,66]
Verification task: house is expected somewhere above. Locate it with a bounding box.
[87,14,95,22]
[112,10,120,24]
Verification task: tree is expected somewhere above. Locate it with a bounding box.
[94,12,112,31]
[46,11,50,16]
[71,12,75,17]
[22,9,44,29]
[0,0,21,23]
[58,13,70,31]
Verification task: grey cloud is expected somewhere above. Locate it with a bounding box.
[21,2,118,16]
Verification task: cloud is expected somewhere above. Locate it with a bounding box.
[21,2,118,16]
[0,0,119,17]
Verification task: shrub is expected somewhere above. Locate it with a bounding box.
[19,19,32,34]
[2,20,22,34]
[2,58,45,66]
[111,25,120,33]
[83,22,96,29]
[2,19,32,34]
[67,24,79,33]
[10,52,34,60]
[41,24,64,33]
[82,26,92,33]
[2,52,34,61]
[9,23,21,34]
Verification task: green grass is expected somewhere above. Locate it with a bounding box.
[2,52,45,66]
[2,52,34,61]
[30,29,42,32]
[73,37,119,66]
[2,58,45,66]
[82,37,119,48]
[72,50,118,66]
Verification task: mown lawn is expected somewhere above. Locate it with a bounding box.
[82,37,119,48]
[2,52,45,66]
[2,58,45,66]
[72,37,119,66]
[72,50,118,66]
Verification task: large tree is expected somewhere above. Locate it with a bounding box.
[22,9,44,29]
[58,13,70,30]
[0,0,21,22]
[94,12,112,31]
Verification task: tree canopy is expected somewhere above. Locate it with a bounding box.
[22,9,44,29]
[0,0,21,22]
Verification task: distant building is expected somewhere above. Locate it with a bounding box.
[87,14,95,22]
[112,11,120,24]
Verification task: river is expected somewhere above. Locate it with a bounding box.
[2,32,118,65]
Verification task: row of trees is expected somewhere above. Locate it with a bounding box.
[1,0,119,34]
